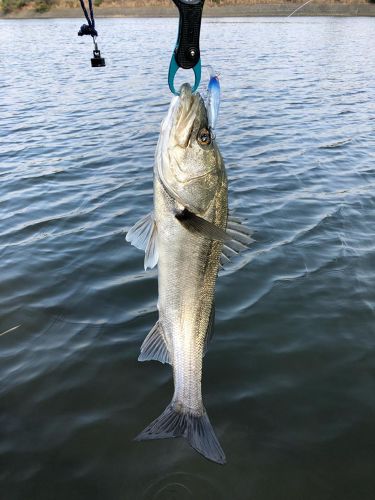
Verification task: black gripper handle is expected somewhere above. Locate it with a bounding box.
[172,0,205,70]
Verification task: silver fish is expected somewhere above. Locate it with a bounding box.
[126,83,252,464]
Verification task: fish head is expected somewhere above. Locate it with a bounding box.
[157,83,225,213]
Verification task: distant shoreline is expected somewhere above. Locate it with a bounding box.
[1,3,375,19]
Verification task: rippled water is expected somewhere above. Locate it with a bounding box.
[1,16,375,499]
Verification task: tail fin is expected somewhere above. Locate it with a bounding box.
[135,403,226,464]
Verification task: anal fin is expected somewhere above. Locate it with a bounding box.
[138,321,171,365]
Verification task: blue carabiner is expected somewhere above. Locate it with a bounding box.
[168,54,201,95]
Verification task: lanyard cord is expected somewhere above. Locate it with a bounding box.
[78,0,98,38]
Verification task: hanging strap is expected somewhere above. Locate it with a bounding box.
[78,0,98,38]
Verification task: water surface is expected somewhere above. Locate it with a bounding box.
[1,17,375,500]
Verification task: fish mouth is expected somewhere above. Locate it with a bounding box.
[173,83,206,148]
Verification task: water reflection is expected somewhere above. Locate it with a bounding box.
[142,472,223,500]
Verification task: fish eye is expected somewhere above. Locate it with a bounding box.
[197,128,211,146]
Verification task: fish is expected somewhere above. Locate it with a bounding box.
[126,82,252,464]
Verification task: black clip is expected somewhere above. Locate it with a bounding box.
[168,0,205,95]
[91,43,105,67]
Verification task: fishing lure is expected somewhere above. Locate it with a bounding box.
[206,66,221,130]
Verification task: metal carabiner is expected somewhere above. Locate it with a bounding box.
[168,0,205,95]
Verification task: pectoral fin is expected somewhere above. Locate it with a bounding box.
[175,208,230,242]
[126,212,159,270]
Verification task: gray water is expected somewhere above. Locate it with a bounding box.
[1,16,375,500]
